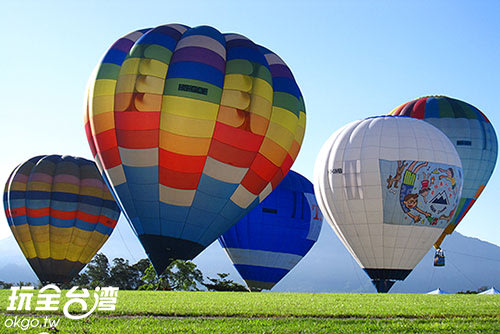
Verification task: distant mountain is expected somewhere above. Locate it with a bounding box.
[1,219,500,293]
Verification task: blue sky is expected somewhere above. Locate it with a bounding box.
[1,0,499,251]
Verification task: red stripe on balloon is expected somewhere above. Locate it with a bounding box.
[26,207,50,217]
[208,140,257,167]
[5,207,27,217]
[98,147,122,169]
[240,170,268,195]
[116,129,159,149]
[94,129,118,152]
[280,154,294,175]
[84,122,98,157]
[412,97,427,119]
[22,207,118,228]
[159,166,201,190]
[212,122,264,151]
[115,112,160,130]
[270,169,285,189]
[249,153,278,182]
[159,149,207,173]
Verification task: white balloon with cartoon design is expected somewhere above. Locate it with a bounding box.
[314,115,463,293]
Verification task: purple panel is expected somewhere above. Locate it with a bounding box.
[170,46,226,73]
[269,64,294,79]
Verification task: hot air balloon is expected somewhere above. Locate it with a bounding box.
[219,170,322,291]
[314,116,463,292]
[390,96,498,252]
[84,24,305,274]
[3,155,120,283]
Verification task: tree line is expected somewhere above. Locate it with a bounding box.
[56,253,248,292]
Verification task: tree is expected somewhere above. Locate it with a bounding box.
[0,280,13,289]
[457,286,490,294]
[138,260,204,291]
[109,258,141,290]
[169,260,203,291]
[85,253,111,289]
[60,272,90,289]
[203,273,248,292]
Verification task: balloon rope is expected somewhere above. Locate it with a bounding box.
[447,257,476,288]
[349,256,364,291]
[446,250,500,263]
[427,267,436,293]
[117,224,137,263]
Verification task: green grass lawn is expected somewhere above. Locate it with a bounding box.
[1,290,499,333]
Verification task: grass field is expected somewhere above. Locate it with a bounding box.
[1,290,499,333]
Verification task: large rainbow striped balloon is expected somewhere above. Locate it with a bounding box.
[84,24,305,273]
[390,96,498,248]
[3,155,120,283]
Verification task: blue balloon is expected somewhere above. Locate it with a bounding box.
[218,170,323,290]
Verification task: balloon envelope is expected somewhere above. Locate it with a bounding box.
[3,155,120,283]
[314,116,463,292]
[219,170,322,290]
[84,24,306,273]
[390,96,498,248]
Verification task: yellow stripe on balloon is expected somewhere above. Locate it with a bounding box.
[298,111,306,129]
[52,183,80,194]
[102,191,116,201]
[93,79,116,97]
[223,74,253,92]
[251,78,273,102]
[27,182,52,192]
[139,58,169,78]
[162,95,219,120]
[8,181,28,191]
[270,106,300,134]
[115,74,139,94]
[296,112,306,145]
[160,112,216,138]
[135,75,165,94]
[119,58,141,75]
[79,186,105,198]
[249,95,272,120]
[80,234,108,263]
[159,130,211,156]
[221,90,250,110]
[90,95,115,115]
[265,122,295,152]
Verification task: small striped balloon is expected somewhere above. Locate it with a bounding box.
[84,24,306,273]
[3,155,120,283]
[219,170,322,291]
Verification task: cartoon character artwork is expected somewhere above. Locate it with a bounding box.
[419,172,431,203]
[386,160,408,189]
[380,159,463,228]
